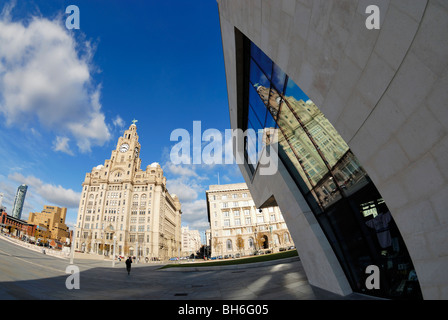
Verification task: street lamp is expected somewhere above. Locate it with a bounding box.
[112,235,117,267]
[70,227,77,264]
[136,241,139,264]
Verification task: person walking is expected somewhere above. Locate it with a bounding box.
[125,256,132,275]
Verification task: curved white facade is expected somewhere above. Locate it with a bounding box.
[218,0,448,299]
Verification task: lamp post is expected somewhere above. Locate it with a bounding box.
[112,235,117,267]
[70,227,77,264]
[136,241,139,264]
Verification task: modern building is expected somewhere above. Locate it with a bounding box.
[28,205,70,242]
[206,183,294,257]
[217,0,448,299]
[73,121,182,261]
[181,226,202,256]
[0,193,4,210]
[11,184,27,220]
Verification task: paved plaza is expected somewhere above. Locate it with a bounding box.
[0,235,373,300]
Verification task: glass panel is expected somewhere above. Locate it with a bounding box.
[250,58,270,89]
[332,151,370,197]
[272,63,286,94]
[285,80,350,169]
[324,200,372,292]
[349,186,423,299]
[245,122,258,166]
[248,103,263,129]
[267,87,282,120]
[264,105,277,131]
[246,37,422,299]
[250,42,272,80]
[277,101,329,187]
[312,174,343,209]
[249,83,268,126]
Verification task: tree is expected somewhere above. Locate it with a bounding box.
[212,238,222,256]
[256,233,267,250]
[236,235,244,254]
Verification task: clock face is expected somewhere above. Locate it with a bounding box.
[119,143,129,152]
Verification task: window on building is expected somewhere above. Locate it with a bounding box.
[226,239,232,251]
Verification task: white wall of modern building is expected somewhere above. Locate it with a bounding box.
[218,0,448,299]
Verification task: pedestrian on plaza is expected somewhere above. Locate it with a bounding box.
[125,256,132,275]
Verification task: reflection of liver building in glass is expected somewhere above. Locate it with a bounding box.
[12,184,28,219]
[74,121,182,261]
[254,84,368,208]
[255,85,348,178]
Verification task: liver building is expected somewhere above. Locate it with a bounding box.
[73,121,182,261]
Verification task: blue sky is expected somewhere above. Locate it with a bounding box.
[0,0,245,236]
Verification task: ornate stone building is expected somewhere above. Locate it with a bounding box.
[206,183,294,257]
[73,121,182,261]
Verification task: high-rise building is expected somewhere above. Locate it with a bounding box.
[28,205,70,242]
[206,183,294,257]
[0,193,5,213]
[217,0,448,299]
[12,184,27,220]
[73,121,182,261]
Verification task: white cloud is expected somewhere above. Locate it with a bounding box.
[113,115,125,128]
[8,172,81,208]
[180,199,209,230]
[53,136,74,155]
[167,179,199,203]
[0,8,111,153]
[166,162,198,177]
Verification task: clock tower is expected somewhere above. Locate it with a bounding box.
[74,121,182,261]
[110,121,142,180]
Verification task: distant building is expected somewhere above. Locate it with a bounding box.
[1,211,36,239]
[12,184,27,220]
[206,183,294,257]
[181,226,201,256]
[28,205,70,242]
[0,193,4,211]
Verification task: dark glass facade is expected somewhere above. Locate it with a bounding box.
[242,38,422,300]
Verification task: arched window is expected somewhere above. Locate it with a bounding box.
[248,238,254,249]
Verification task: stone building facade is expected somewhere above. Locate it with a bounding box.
[28,205,70,242]
[207,183,294,257]
[73,122,182,261]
